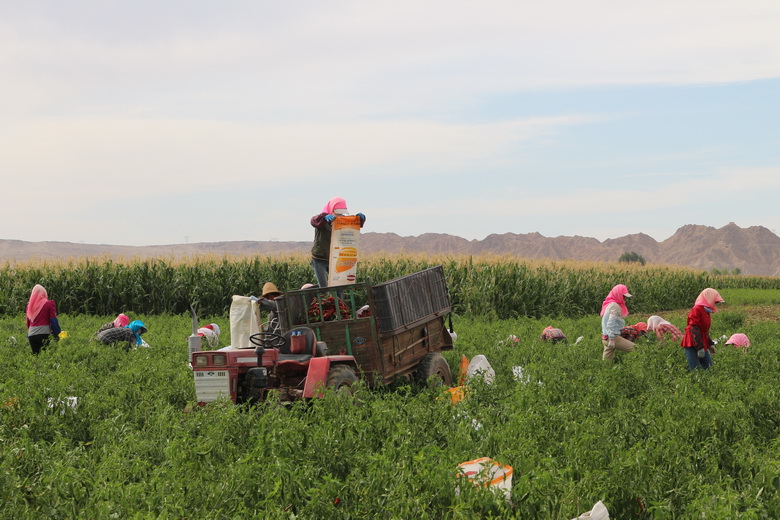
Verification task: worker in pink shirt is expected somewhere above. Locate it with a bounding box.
[25,284,61,355]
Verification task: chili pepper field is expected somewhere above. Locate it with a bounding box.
[2,295,780,518]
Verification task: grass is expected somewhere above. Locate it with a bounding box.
[720,288,780,306]
[2,300,780,518]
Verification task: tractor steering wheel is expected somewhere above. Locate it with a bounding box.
[249,332,286,349]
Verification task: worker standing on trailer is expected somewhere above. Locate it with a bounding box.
[310,197,365,288]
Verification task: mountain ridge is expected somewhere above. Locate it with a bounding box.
[2,222,779,276]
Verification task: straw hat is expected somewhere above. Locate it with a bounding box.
[262,282,282,298]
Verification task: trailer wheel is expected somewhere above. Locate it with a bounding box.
[326,365,358,396]
[415,352,453,387]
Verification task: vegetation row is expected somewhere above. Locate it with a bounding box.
[1,255,778,318]
[2,311,779,518]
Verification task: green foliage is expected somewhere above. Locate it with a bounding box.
[2,257,778,320]
[618,251,646,265]
[2,311,780,518]
[712,267,743,276]
[720,288,780,306]
[716,275,780,290]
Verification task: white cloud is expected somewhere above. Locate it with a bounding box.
[408,165,780,233]
[2,0,779,120]
[2,1,779,246]
[1,113,591,197]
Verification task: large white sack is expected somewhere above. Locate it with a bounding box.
[229,296,262,349]
[466,354,495,385]
[571,500,609,520]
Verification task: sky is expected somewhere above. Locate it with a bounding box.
[2,1,779,246]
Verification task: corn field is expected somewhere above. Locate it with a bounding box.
[1,255,775,318]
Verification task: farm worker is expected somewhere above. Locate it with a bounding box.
[259,282,283,334]
[725,333,750,351]
[680,288,725,371]
[600,284,634,361]
[197,323,221,348]
[25,284,61,355]
[310,197,366,288]
[97,320,148,350]
[620,321,647,342]
[646,315,684,343]
[540,326,567,343]
[126,320,148,347]
[95,313,130,336]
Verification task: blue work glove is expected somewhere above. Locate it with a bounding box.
[50,317,62,336]
[356,212,365,222]
[324,214,335,223]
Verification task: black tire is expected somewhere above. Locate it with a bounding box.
[326,365,358,395]
[415,352,453,387]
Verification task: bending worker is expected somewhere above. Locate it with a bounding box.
[600,284,635,361]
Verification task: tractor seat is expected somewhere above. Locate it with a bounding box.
[277,327,317,364]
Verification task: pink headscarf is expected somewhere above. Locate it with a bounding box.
[322,197,347,214]
[693,288,725,313]
[26,284,49,322]
[646,315,670,331]
[600,284,632,317]
[113,313,130,328]
[725,333,750,349]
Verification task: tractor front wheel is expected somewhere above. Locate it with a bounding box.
[326,365,358,396]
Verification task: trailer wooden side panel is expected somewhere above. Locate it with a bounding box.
[377,316,453,383]
[308,319,384,381]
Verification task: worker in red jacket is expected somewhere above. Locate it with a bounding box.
[681,288,725,371]
[25,284,61,355]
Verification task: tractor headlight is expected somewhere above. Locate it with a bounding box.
[212,354,227,366]
[193,354,209,367]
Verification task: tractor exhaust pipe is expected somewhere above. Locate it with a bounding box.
[188,304,202,367]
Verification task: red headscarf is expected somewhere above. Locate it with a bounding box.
[113,313,130,328]
[600,284,632,317]
[322,197,347,214]
[26,284,49,322]
[693,288,725,313]
[634,322,647,333]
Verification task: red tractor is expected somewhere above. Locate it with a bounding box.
[190,266,455,405]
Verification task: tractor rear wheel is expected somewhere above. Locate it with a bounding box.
[415,352,453,387]
[326,365,358,396]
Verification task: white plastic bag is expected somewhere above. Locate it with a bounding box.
[46,397,79,415]
[466,355,495,385]
[229,296,262,349]
[197,327,220,348]
[572,500,610,520]
[456,457,513,502]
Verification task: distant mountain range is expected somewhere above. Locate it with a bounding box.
[2,222,779,276]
